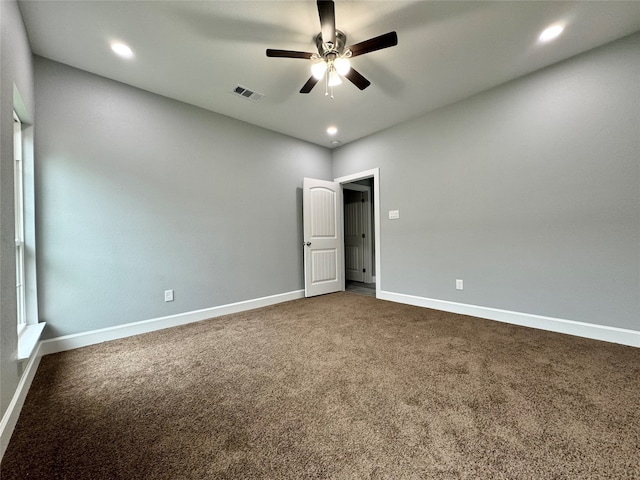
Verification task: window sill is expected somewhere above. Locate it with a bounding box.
[18,322,46,360]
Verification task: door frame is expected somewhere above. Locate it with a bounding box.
[343,183,373,284]
[334,168,381,298]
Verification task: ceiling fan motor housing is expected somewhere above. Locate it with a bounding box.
[315,30,349,58]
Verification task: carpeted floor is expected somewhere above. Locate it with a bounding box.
[2,292,639,479]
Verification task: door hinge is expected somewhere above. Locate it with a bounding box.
[363,268,366,273]
[361,198,365,203]
[361,233,365,239]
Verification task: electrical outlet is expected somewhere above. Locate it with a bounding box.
[456,279,463,290]
[164,289,174,302]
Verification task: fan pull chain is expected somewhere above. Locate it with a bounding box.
[325,71,328,97]
[324,68,335,99]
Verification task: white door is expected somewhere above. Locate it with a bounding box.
[303,178,344,297]
[344,189,365,282]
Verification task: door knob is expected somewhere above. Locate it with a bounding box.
[303,242,312,246]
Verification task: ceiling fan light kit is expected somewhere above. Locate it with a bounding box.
[309,30,353,97]
[266,0,398,98]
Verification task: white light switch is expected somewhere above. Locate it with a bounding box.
[389,210,400,220]
[164,289,174,302]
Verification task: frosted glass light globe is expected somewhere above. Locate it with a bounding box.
[334,57,351,76]
[328,70,342,87]
[311,61,328,80]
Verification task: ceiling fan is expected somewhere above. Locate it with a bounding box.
[266,0,398,97]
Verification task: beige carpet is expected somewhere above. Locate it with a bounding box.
[2,292,639,479]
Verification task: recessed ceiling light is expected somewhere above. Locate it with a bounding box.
[111,42,134,59]
[326,126,338,135]
[538,24,564,43]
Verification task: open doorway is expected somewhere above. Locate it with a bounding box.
[343,181,375,297]
[334,168,380,298]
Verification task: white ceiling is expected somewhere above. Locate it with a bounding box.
[18,1,640,148]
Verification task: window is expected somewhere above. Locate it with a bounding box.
[14,111,26,334]
[13,100,44,360]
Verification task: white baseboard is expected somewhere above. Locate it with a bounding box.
[378,290,640,348]
[0,342,44,460]
[40,290,305,356]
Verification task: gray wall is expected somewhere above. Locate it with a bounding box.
[333,33,640,331]
[34,57,332,339]
[0,0,35,421]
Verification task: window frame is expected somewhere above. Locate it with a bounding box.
[14,111,27,335]
[13,107,45,360]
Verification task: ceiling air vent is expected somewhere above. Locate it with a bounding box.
[232,85,265,103]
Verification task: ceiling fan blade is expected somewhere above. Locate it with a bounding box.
[344,68,371,91]
[266,49,314,59]
[347,31,398,57]
[300,76,320,94]
[317,1,336,47]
